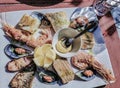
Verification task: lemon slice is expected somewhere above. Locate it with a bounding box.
[46,49,56,61]
[43,58,53,68]
[34,46,44,66]
[33,56,44,66]
[41,44,52,54]
[34,46,39,53]
[33,44,56,68]
[34,46,43,58]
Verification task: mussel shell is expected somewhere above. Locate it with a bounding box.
[70,7,98,32]
[4,44,33,59]
[75,70,95,81]
[31,11,50,25]
[38,70,59,84]
[31,11,45,21]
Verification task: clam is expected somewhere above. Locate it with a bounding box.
[31,11,50,26]
[37,70,59,84]
[4,44,33,59]
[75,69,95,81]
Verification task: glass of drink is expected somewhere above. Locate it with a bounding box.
[93,0,120,16]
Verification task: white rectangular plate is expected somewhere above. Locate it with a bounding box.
[0,7,115,88]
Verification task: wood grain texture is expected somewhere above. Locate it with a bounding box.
[99,14,120,88]
[0,0,120,88]
[0,0,94,3]
[0,0,94,12]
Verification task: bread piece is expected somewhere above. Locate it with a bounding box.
[18,14,40,33]
[46,11,70,32]
[53,59,74,84]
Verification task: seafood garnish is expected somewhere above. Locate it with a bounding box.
[4,44,33,59]
[9,71,34,88]
[37,70,59,84]
[2,23,53,48]
[71,52,115,82]
[17,14,40,34]
[75,69,95,81]
[6,56,33,72]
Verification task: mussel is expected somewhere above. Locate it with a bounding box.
[31,11,50,26]
[75,69,95,81]
[4,44,33,59]
[37,70,59,84]
[70,7,98,32]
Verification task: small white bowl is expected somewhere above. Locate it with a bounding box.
[52,28,81,58]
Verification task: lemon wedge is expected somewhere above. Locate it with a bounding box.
[43,58,53,68]
[33,44,56,68]
[34,46,43,58]
[33,56,44,66]
[41,44,52,54]
[46,49,56,61]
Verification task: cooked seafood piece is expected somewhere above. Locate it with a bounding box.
[75,69,95,81]
[18,14,40,33]
[83,70,94,77]
[46,11,70,32]
[70,16,89,29]
[81,32,95,50]
[4,44,33,59]
[71,52,91,70]
[92,59,115,82]
[38,70,59,84]
[15,48,26,54]
[71,52,115,82]
[6,56,33,72]
[2,23,52,48]
[53,59,75,84]
[9,71,34,88]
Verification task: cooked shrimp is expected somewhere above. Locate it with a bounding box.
[71,52,115,82]
[2,23,53,48]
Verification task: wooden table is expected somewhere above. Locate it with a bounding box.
[0,0,120,88]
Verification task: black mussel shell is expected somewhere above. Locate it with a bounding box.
[21,61,37,72]
[75,70,95,81]
[31,11,50,25]
[38,70,59,84]
[4,44,33,59]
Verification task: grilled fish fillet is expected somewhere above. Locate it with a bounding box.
[81,32,95,50]
[9,71,34,88]
[7,57,33,72]
[53,59,74,84]
[46,11,70,32]
[18,14,40,33]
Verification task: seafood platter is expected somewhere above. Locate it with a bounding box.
[0,7,115,88]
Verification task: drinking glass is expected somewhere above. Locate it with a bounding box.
[93,0,120,16]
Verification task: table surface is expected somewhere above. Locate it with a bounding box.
[0,0,120,88]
